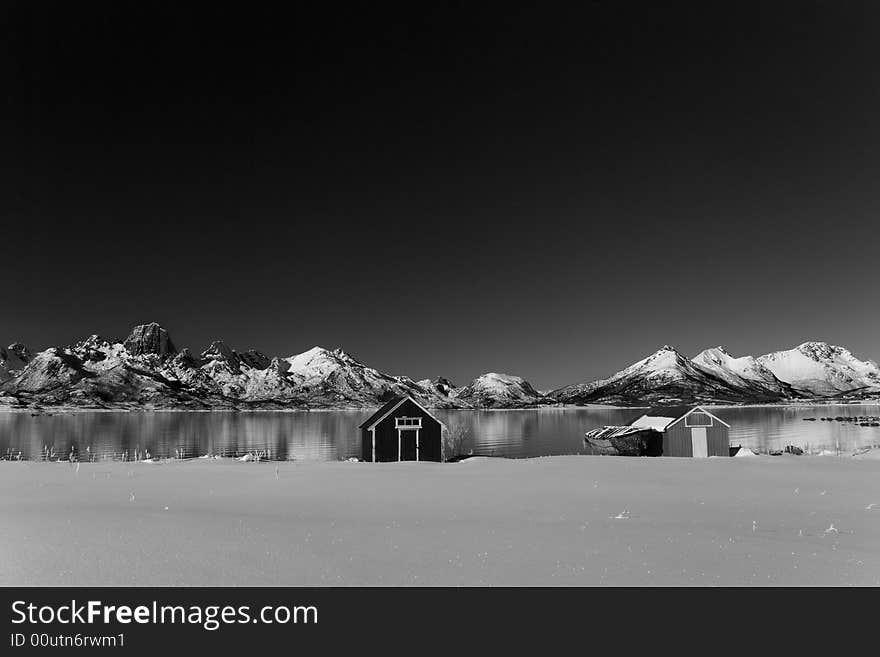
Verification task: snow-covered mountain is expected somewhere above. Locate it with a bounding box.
[3,325,878,409]
[549,345,763,405]
[691,346,794,397]
[416,377,456,397]
[275,346,448,406]
[454,372,544,408]
[0,323,507,409]
[551,341,880,405]
[756,342,880,397]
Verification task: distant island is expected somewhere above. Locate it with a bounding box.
[1,322,879,411]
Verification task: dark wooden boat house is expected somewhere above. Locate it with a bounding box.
[359,395,446,462]
[585,405,730,457]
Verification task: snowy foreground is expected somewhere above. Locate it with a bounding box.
[2,455,879,586]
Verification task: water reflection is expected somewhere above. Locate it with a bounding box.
[1,405,879,461]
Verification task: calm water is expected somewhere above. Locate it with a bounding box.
[2,405,880,461]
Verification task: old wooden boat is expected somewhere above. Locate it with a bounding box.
[584,425,662,456]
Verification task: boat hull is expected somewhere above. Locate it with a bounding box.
[584,427,662,456]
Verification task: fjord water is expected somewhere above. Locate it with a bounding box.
[2,405,879,461]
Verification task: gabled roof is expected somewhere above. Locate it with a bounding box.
[628,405,730,431]
[359,396,406,429]
[359,395,446,430]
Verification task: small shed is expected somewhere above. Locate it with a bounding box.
[629,405,730,457]
[359,395,446,462]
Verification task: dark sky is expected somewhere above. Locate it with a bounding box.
[3,3,880,389]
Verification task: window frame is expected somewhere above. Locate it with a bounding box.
[684,412,713,428]
[394,416,423,429]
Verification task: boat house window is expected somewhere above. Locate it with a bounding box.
[395,417,422,429]
[685,412,713,427]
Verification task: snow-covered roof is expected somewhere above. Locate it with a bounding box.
[630,415,678,431]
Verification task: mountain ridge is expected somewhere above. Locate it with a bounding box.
[0,324,533,410]
[2,324,879,409]
[549,342,880,405]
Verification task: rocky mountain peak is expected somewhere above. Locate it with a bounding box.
[417,376,456,397]
[0,342,33,382]
[123,323,177,357]
[73,334,114,352]
[197,341,270,371]
[5,342,32,360]
[172,348,202,368]
[433,376,455,391]
[202,340,236,361]
[635,345,689,371]
[795,341,837,360]
[297,346,333,360]
[693,346,734,364]
[287,346,364,374]
[455,372,543,407]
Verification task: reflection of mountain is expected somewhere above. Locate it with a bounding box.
[0,411,369,462]
[2,406,878,462]
[464,410,533,457]
[279,412,363,461]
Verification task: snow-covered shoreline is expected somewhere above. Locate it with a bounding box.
[2,455,878,586]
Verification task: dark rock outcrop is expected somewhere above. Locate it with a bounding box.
[172,348,203,368]
[200,341,269,373]
[430,377,455,396]
[239,349,270,370]
[123,323,177,357]
[1,342,33,382]
[3,343,32,363]
[269,357,291,374]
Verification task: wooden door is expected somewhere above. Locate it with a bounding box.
[399,430,417,461]
[691,428,708,457]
